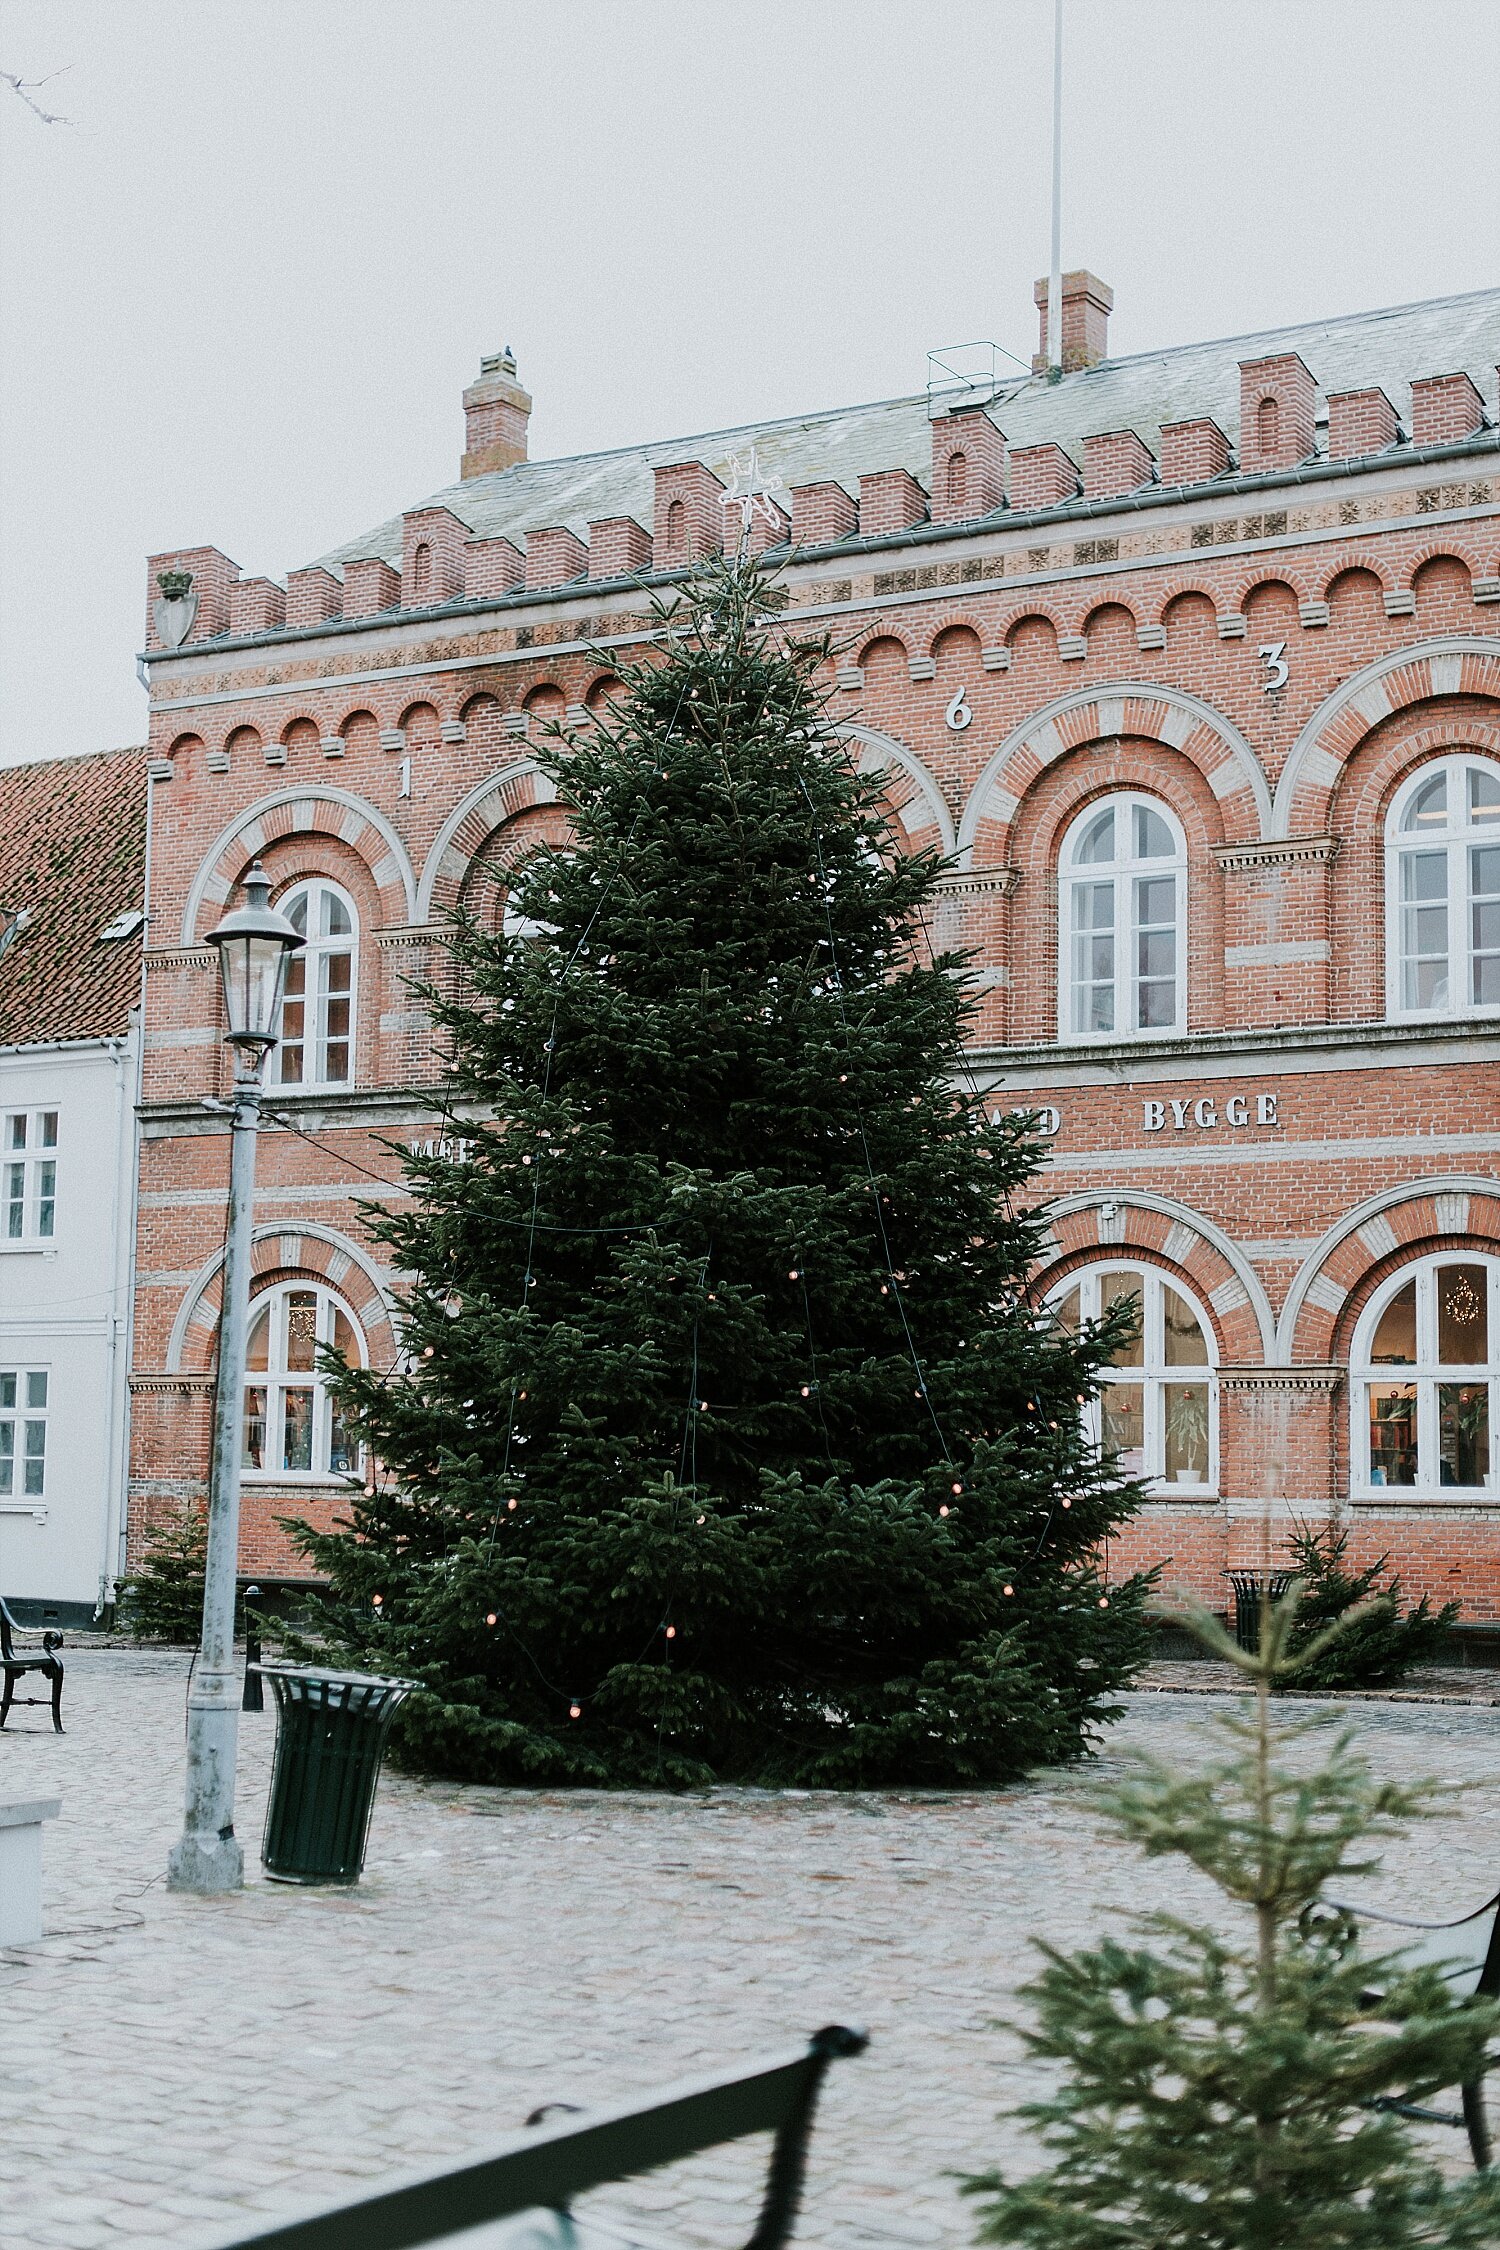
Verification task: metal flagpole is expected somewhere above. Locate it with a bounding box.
[1047,0,1063,376]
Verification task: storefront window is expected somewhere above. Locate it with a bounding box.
[1353,1256,1497,1495]
[1050,1263,1216,1491]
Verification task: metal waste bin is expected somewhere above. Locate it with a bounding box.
[1226,1570,1295,1653]
[255,1664,416,1884]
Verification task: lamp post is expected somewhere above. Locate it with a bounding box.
[167,862,303,1895]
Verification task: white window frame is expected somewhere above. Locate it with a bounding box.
[1049,1262,1218,1495]
[1351,1253,1498,1499]
[0,1366,49,1509]
[1385,754,1500,1022]
[1058,793,1187,1042]
[242,1280,367,1484]
[2,1109,57,1246]
[272,878,358,1090]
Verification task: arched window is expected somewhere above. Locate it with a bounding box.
[274,879,357,1087]
[1352,1254,1497,1495]
[1059,794,1186,1038]
[946,451,968,513]
[1257,395,1279,455]
[412,541,433,602]
[1387,756,1500,1017]
[1052,1263,1217,1491]
[666,498,686,553]
[243,1280,365,1480]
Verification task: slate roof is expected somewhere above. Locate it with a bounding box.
[0,748,148,1047]
[319,286,1500,576]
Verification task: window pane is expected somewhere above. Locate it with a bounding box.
[330,1307,357,1361]
[1102,1277,1143,1365]
[1163,1287,1209,1365]
[246,1305,270,1372]
[0,1423,12,1494]
[324,1042,350,1084]
[328,1400,357,1476]
[1470,766,1500,820]
[285,1291,318,1371]
[1437,1265,1488,1365]
[1368,1383,1417,1486]
[287,893,309,935]
[0,1373,15,1410]
[243,1385,267,1469]
[282,1387,314,1472]
[1439,1384,1491,1488]
[6,1116,24,1151]
[36,1160,55,1238]
[1403,773,1448,829]
[1163,1383,1210,1484]
[25,1371,47,1410]
[1371,1279,1416,1364]
[1134,804,1174,859]
[1137,978,1176,1030]
[39,1112,56,1148]
[1403,850,1448,901]
[1075,808,1115,864]
[1101,1383,1144,1474]
[1471,846,1500,1006]
[323,952,352,996]
[22,1422,44,1495]
[323,890,353,937]
[6,1163,24,1238]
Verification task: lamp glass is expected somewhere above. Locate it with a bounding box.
[206,862,304,1049]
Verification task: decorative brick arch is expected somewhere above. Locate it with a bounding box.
[927,617,986,659]
[168,1223,401,1373]
[840,725,954,856]
[1152,582,1220,627]
[416,760,565,923]
[182,788,417,942]
[1227,564,1314,609]
[958,682,1271,867]
[1278,1177,1500,1362]
[1404,543,1481,593]
[1272,636,1500,837]
[1034,1188,1275,1361]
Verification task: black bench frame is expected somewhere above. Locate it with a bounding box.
[212,2024,866,2250]
[1308,1890,1500,2169]
[0,1595,63,1732]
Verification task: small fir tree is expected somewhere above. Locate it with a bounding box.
[299,559,1153,1786]
[1282,1522,1458,1690]
[123,1499,207,1642]
[965,1595,1500,2249]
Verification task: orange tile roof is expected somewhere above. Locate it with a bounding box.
[0,748,148,1046]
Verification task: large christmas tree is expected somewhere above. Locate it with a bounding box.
[300,560,1152,1786]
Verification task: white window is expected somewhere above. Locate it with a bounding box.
[0,1369,48,1502]
[1387,756,1500,1018]
[274,880,356,1087]
[243,1282,364,1481]
[1052,1263,1217,1492]
[1352,1255,1497,1497]
[3,1111,57,1242]
[1059,795,1186,1039]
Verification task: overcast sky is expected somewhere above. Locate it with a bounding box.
[2,0,1497,767]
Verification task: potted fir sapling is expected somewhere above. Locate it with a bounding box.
[965,1591,1500,2250]
[1282,1521,1458,1690]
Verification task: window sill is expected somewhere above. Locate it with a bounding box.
[0,1503,47,1520]
[0,1244,56,1257]
[1141,1487,1221,1504]
[242,1474,358,1490]
[1352,1490,1497,1506]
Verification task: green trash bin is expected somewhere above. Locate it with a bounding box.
[255,1664,417,1885]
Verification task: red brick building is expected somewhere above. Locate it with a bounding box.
[134,276,1500,1619]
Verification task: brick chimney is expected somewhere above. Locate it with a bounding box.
[1032,272,1113,373]
[462,346,532,480]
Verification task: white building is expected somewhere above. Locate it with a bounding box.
[0,748,145,1625]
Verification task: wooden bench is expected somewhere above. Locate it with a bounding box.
[0,1596,63,1733]
[211,2024,866,2250]
[1304,1889,1500,2167]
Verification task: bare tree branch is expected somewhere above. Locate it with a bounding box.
[2,65,74,126]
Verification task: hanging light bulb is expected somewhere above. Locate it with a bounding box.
[696,1514,706,1525]
[507,1497,518,1511]
[1098,1597,1110,1609]
[422,1345,435,1359]
[665,1625,677,1640]
[485,1612,498,1627]
[372,1592,384,1609]
[951,1481,964,1495]
[1003,1583,1014,1596]
[1061,1497,1072,1509]
[939,1504,950,1518]
[569,1702,582,1719]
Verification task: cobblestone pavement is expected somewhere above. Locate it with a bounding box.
[2,1651,1499,2250]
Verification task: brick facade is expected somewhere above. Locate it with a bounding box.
[132,279,1500,1619]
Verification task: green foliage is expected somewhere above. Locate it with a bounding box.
[296,558,1153,1787]
[1283,1522,1459,1690]
[123,1499,206,1643]
[966,1597,1500,2249]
